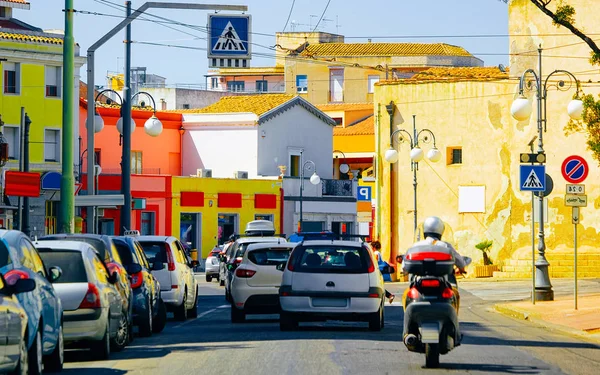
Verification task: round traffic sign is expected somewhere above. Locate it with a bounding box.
[561,155,589,183]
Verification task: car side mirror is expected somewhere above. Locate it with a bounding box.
[48,266,62,282]
[13,278,36,294]
[152,262,165,271]
[190,260,199,267]
[276,263,286,271]
[127,263,143,275]
[108,271,119,284]
[396,255,403,263]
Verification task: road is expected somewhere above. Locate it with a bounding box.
[55,276,600,375]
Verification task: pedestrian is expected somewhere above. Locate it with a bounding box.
[370,240,395,304]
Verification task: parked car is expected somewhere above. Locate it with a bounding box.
[0,230,64,373]
[279,240,385,331]
[35,240,124,361]
[39,233,133,346]
[222,236,287,303]
[205,246,222,283]
[230,242,296,323]
[244,220,276,236]
[111,236,167,336]
[136,236,199,321]
[0,272,36,374]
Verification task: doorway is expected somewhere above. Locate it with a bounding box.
[218,213,238,245]
[180,213,201,252]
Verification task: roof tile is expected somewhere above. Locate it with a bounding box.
[317,103,373,112]
[181,94,296,116]
[0,31,62,44]
[378,67,509,85]
[301,43,473,57]
[333,115,374,136]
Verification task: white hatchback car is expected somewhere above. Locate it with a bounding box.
[279,240,385,331]
[136,236,199,321]
[230,242,296,323]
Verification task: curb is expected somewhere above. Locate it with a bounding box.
[494,303,600,345]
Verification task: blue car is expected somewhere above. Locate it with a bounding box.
[0,230,64,374]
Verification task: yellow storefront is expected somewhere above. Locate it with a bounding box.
[171,177,283,259]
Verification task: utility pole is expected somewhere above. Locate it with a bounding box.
[59,0,75,233]
[120,0,133,234]
[22,114,31,237]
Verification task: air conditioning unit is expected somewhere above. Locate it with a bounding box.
[196,169,212,178]
[234,171,248,179]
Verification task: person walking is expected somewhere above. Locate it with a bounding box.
[370,240,395,304]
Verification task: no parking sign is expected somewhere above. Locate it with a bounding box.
[561,155,589,184]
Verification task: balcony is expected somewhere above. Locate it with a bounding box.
[282,177,357,198]
[321,179,354,197]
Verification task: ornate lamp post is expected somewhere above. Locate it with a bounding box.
[510,46,583,301]
[384,113,442,236]
[333,150,350,177]
[299,160,321,232]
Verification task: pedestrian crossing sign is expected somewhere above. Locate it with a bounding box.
[520,165,545,192]
[208,14,251,58]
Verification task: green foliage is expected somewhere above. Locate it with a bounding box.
[553,3,576,25]
[566,93,600,164]
[475,240,493,266]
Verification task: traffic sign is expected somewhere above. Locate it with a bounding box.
[565,194,587,207]
[520,165,545,191]
[74,183,83,196]
[561,155,589,184]
[572,207,580,224]
[357,186,372,201]
[566,184,585,195]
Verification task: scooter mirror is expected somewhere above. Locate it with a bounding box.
[463,256,472,266]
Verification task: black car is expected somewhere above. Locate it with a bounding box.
[111,236,167,336]
[39,233,133,348]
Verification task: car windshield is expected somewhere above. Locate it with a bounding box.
[248,247,291,266]
[290,246,370,274]
[139,241,169,264]
[38,250,88,283]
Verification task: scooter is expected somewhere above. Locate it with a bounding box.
[399,245,471,368]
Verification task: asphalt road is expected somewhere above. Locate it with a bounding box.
[54,276,600,375]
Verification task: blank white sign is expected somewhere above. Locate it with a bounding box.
[458,186,485,213]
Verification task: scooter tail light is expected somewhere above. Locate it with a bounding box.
[405,252,452,261]
[407,287,420,299]
[421,279,440,288]
[442,287,454,299]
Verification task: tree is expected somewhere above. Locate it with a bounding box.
[499,0,600,162]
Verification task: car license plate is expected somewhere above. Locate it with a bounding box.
[311,297,348,308]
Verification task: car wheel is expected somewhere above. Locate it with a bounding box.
[187,287,198,318]
[44,323,64,372]
[206,275,212,282]
[231,305,245,323]
[110,312,129,351]
[279,312,298,331]
[174,292,187,321]
[91,320,110,360]
[152,298,167,333]
[28,327,42,375]
[369,306,383,332]
[139,299,153,337]
[9,332,28,375]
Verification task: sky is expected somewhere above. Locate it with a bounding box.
[18,0,509,87]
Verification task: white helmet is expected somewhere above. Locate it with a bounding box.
[423,216,445,237]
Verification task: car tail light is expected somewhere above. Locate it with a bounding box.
[281,291,290,296]
[405,252,452,261]
[166,248,176,271]
[421,279,441,288]
[407,287,420,299]
[442,287,454,299]
[130,271,143,289]
[235,268,256,278]
[367,257,375,273]
[79,283,101,308]
[368,293,379,298]
[4,270,29,286]
[234,257,243,265]
[171,284,178,289]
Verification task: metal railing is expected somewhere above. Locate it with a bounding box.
[321,179,353,197]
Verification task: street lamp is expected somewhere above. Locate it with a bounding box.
[510,46,583,302]
[333,150,350,176]
[299,160,320,232]
[384,112,441,235]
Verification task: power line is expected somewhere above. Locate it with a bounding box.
[282,0,296,33]
[311,0,332,33]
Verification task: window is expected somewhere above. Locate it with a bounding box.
[227,81,245,92]
[19,238,35,270]
[44,129,60,162]
[212,58,217,67]
[173,241,186,264]
[219,58,224,67]
[296,75,308,93]
[211,77,218,89]
[4,126,19,159]
[141,212,155,235]
[92,254,109,283]
[94,149,101,165]
[0,239,12,268]
[182,104,190,109]
[289,245,371,274]
[235,59,239,67]
[256,80,268,92]
[3,62,19,94]
[242,60,247,68]
[248,247,291,266]
[447,147,462,165]
[289,155,300,177]
[368,75,380,93]
[45,66,61,97]
[38,250,87,283]
[332,117,343,126]
[131,151,142,174]
[227,59,232,67]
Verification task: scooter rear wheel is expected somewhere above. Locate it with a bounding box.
[425,343,440,368]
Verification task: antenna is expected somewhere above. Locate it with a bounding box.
[335,15,341,34]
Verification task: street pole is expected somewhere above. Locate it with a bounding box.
[120,0,133,235]
[59,0,75,233]
[17,107,24,231]
[22,114,31,237]
[574,211,578,310]
[411,115,418,237]
[529,136,537,305]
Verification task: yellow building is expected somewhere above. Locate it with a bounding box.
[0,0,85,236]
[171,176,283,258]
[374,0,600,278]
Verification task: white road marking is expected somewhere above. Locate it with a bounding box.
[173,305,229,328]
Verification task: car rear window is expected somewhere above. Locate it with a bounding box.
[113,241,137,266]
[248,247,291,266]
[289,246,370,274]
[38,250,88,283]
[139,242,168,264]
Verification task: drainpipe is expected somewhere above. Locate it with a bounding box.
[22,113,31,237]
[279,187,284,235]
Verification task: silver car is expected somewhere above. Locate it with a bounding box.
[36,240,123,361]
[205,246,222,283]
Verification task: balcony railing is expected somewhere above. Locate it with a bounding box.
[321,179,353,197]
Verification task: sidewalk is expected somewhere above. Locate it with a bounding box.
[495,293,600,343]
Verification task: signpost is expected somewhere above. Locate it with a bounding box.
[562,155,589,310]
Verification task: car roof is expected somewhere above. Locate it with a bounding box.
[136,235,175,242]
[246,242,296,251]
[299,240,364,247]
[34,240,94,252]
[235,237,286,244]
